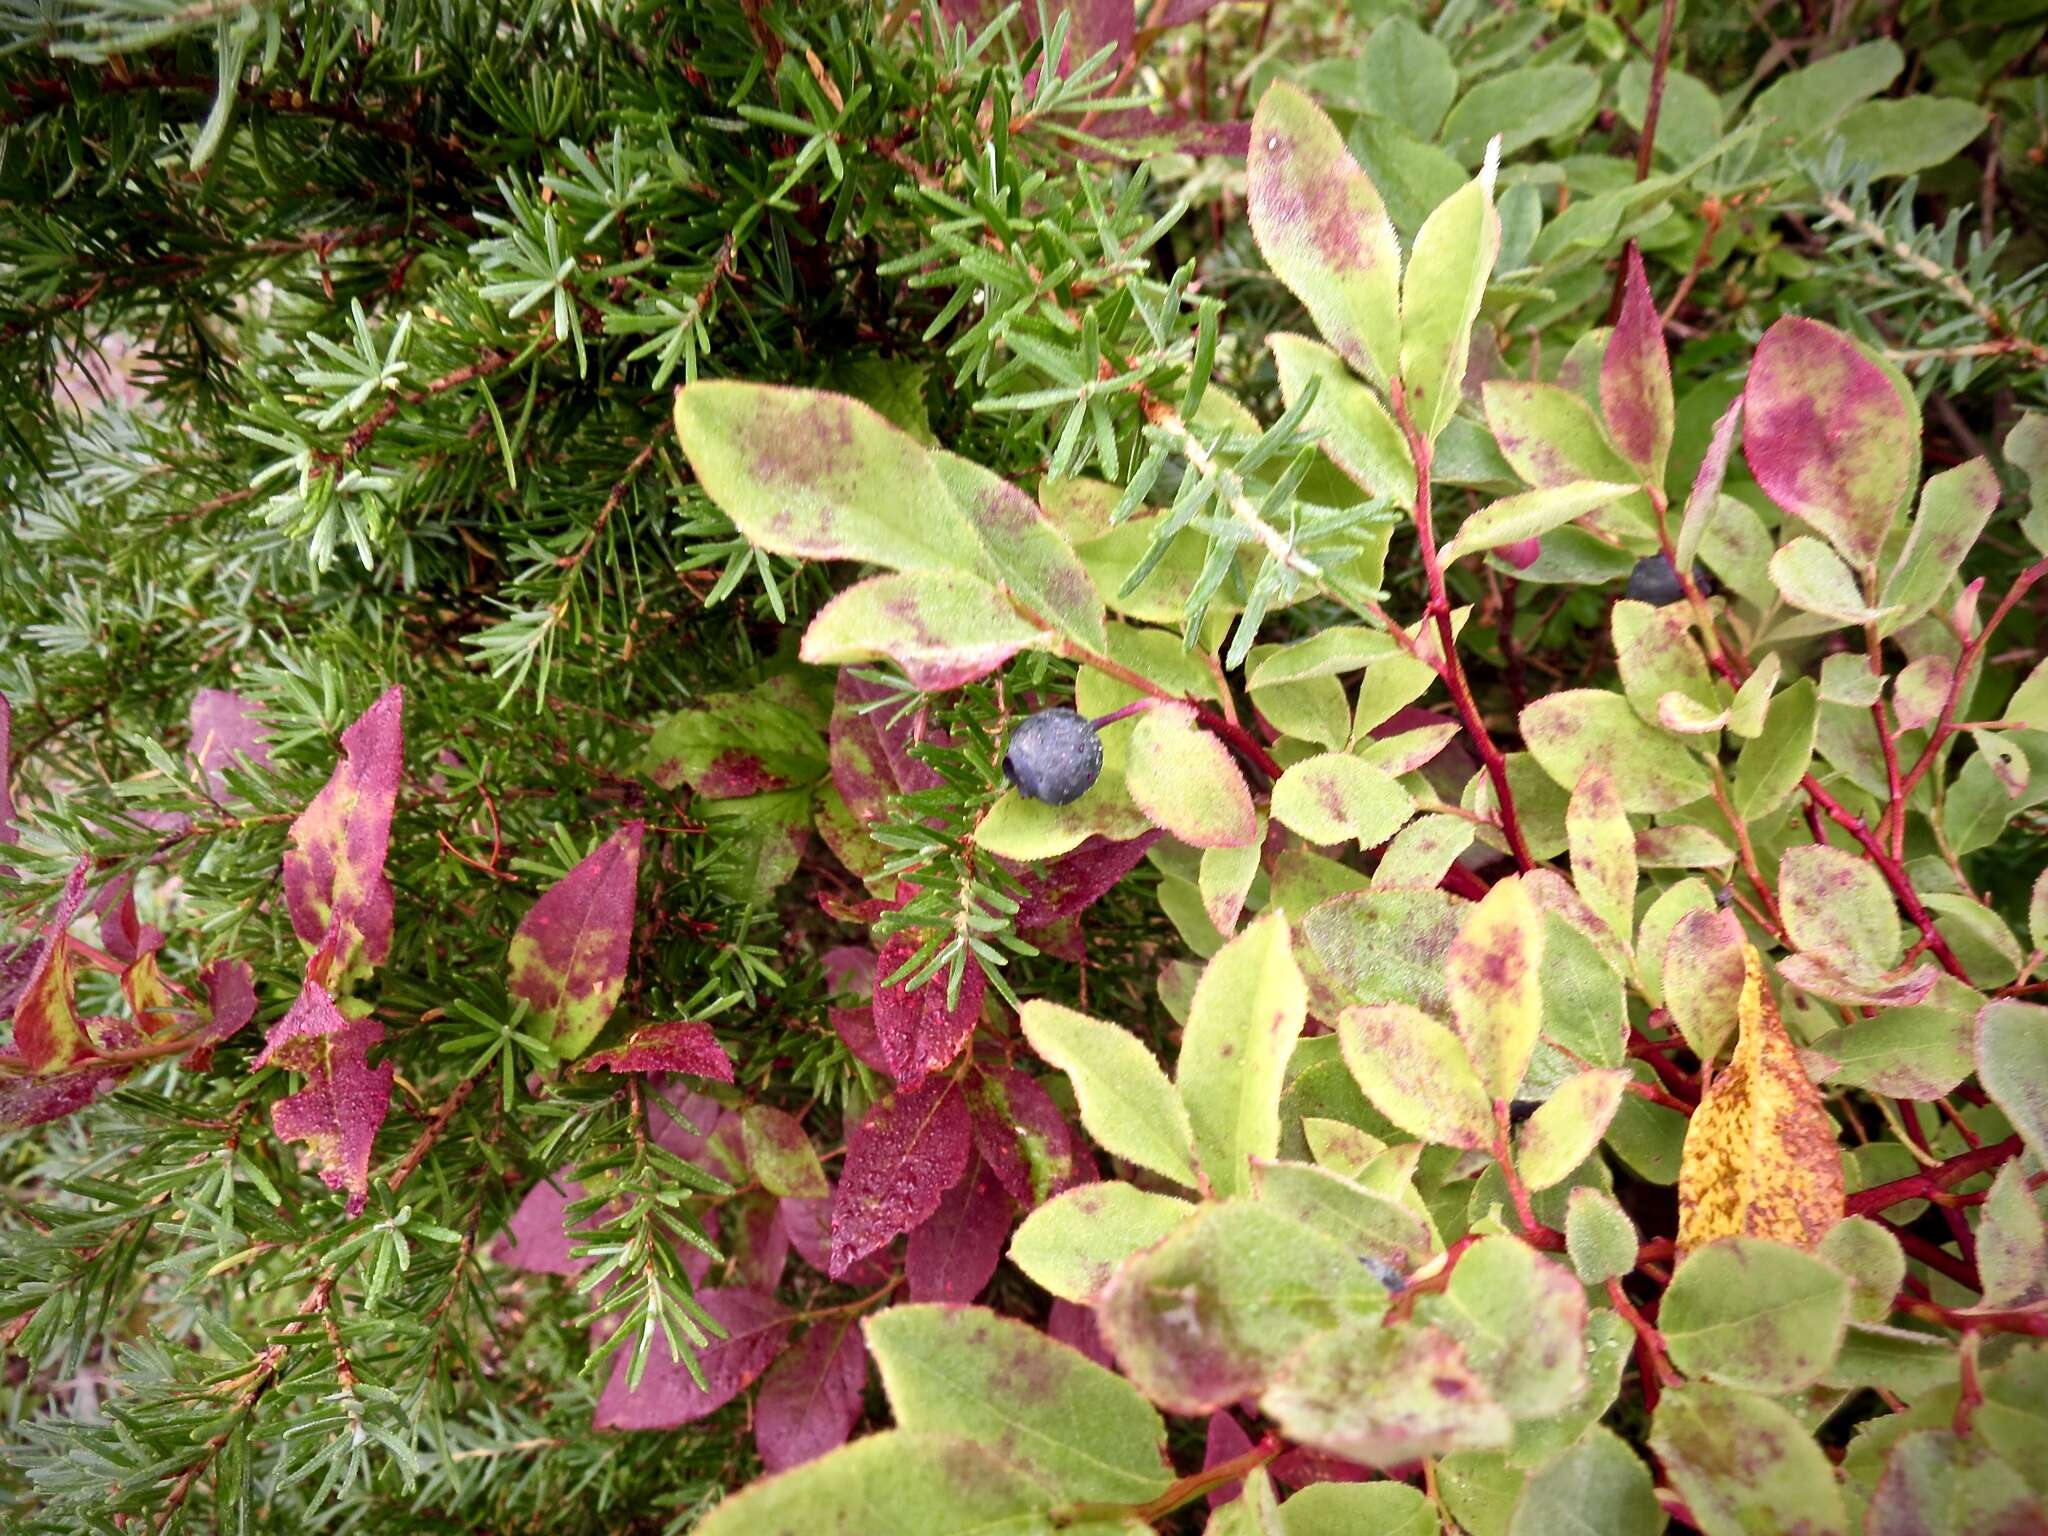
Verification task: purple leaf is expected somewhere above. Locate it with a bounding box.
[970,1066,1090,1203]
[12,857,94,1072]
[96,874,162,966]
[1204,1411,1256,1508]
[189,688,272,797]
[283,687,403,983]
[494,1172,595,1276]
[582,1020,733,1081]
[1007,832,1160,927]
[872,933,985,1086]
[754,1315,870,1473]
[829,673,941,828]
[1600,244,1674,480]
[0,1056,130,1130]
[1743,315,1915,569]
[783,1189,894,1286]
[252,982,394,1216]
[507,821,644,1060]
[830,1003,893,1075]
[733,1197,791,1294]
[829,1076,971,1278]
[0,692,15,847]
[1046,1298,1115,1370]
[181,958,257,1071]
[593,1287,791,1430]
[905,1156,1012,1303]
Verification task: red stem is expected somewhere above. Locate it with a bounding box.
[1845,1134,2021,1216]
[1390,383,1536,870]
[1897,556,2048,804]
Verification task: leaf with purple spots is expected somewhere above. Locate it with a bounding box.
[1337,1002,1495,1152]
[1176,913,1307,1196]
[800,570,1050,692]
[871,931,986,1086]
[1662,906,1747,1062]
[1261,1319,1510,1468]
[753,1315,869,1474]
[1879,456,2000,634]
[10,857,94,1073]
[1418,1236,1587,1417]
[642,687,826,800]
[673,381,984,575]
[282,686,403,984]
[828,671,941,829]
[188,687,272,797]
[931,451,1106,653]
[252,981,395,1216]
[968,1064,1088,1203]
[507,820,644,1060]
[905,1155,1011,1303]
[1444,875,1545,1102]
[741,1105,830,1200]
[829,1075,971,1278]
[1600,243,1674,481]
[1248,81,1403,388]
[594,1286,790,1429]
[1126,703,1257,849]
[581,1019,733,1081]
[1779,844,1900,978]
[1675,398,1743,571]
[1744,315,1916,569]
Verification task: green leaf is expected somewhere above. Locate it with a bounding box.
[1817,1216,1906,1325]
[1879,458,2000,634]
[1733,678,1818,818]
[1360,15,1457,140]
[1661,905,1750,1063]
[1206,1468,1283,1536]
[1833,97,1990,178]
[1008,1184,1195,1304]
[1248,82,1403,388]
[1261,1320,1511,1467]
[866,1305,1171,1505]
[1399,156,1500,441]
[1975,1161,2047,1309]
[692,1430,1055,1536]
[1200,837,1264,936]
[1866,1429,2047,1534]
[1744,316,1914,570]
[674,381,981,574]
[930,451,1107,652]
[1651,1385,1849,1536]
[1481,381,1641,490]
[1613,599,1718,727]
[1270,334,1416,508]
[1338,1003,1495,1151]
[1809,1003,1973,1101]
[1280,1481,1437,1536]
[1440,481,1639,566]
[1565,1186,1639,1285]
[1509,1427,1665,1536]
[1516,1069,1630,1191]
[1098,1200,1388,1415]
[1249,1159,1435,1277]
[1421,1237,1589,1418]
[1440,66,1599,165]
[1747,39,1900,141]
[1566,766,1636,947]
[1178,913,1309,1196]
[1781,845,1900,976]
[1127,704,1257,849]
[1660,1237,1850,1393]
[1270,752,1413,847]
[801,570,1048,690]
[1769,537,1896,627]
[1521,690,1711,814]
[1977,1000,2048,1166]
[740,1105,829,1199]
[1446,876,1546,1102]
[1248,624,1397,686]
[1306,886,1469,1016]
[1019,1001,1197,1189]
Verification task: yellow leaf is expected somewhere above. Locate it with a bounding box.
[1445,875,1545,1101]
[1676,947,1845,1255]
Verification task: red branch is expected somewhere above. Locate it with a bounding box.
[1846,1135,2022,1216]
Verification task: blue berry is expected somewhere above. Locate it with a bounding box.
[1626,554,1716,607]
[1003,709,1103,806]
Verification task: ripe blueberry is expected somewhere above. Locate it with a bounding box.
[1003,709,1103,806]
[1625,553,1716,608]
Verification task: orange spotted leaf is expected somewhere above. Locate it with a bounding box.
[1676,947,1845,1255]
[283,687,403,984]
[508,821,645,1060]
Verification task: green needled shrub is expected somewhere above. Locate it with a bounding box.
[5,2,2048,1533]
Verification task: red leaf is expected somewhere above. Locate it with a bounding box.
[1046,1298,1115,1370]
[189,688,272,797]
[253,982,394,1216]
[733,1197,791,1293]
[1204,1411,1256,1508]
[0,692,14,846]
[783,1188,894,1286]
[754,1315,869,1473]
[872,933,985,1085]
[593,1287,790,1430]
[507,821,644,1059]
[181,959,257,1071]
[905,1155,1012,1303]
[830,1005,892,1076]
[494,1172,596,1276]
[582,1020,733,1081]
[283,688,403,983]
[829,1077,971,1278]
[1600,243,1674,478]
[95,874,163,966]
[1009,832,1160,927]
[1269,1447,1375,1490]
[0,1056,130,1130]
[970,1066,1091,1203]
[829,672,941,827]
[12,857,94,1073]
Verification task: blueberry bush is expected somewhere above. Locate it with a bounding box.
[5,2,2048,1533]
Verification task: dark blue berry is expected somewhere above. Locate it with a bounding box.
[1626,554,1716,607]
[1003,709,1103,806]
